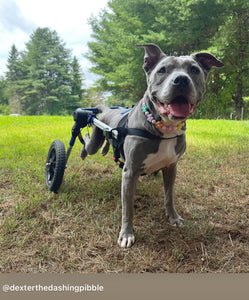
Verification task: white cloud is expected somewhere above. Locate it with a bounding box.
[0,0,35,33]
[0,0,108,85]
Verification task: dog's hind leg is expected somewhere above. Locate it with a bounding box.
[81,126,105,160]
[101,140,110,156]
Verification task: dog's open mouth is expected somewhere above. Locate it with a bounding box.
[156,97,197,119]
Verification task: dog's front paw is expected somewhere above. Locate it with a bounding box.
[167,214,185,227]
[118,231,135,248]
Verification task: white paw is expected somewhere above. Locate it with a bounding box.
[118,233,135,248]
[167,214,185,227]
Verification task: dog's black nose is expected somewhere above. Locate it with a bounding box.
[172,75,189,87]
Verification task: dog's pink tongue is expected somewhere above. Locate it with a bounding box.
[168,101,191,118]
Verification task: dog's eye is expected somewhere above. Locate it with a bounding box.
[191,66,200,74]
[157,67,167,74]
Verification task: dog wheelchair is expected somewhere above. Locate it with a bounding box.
[45,106,129,193]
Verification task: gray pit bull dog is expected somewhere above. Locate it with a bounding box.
[81,44,223,248]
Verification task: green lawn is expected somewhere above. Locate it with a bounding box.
[0,116,248,273]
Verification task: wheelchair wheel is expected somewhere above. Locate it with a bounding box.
[45,140,66,192]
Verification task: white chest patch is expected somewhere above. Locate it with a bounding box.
[142,139,178,174]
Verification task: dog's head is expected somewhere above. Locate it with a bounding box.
[137,44,223,124]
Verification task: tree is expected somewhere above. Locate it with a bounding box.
[71,56,83,107]
[87,0,157,105]
[81,88,106,108]
[21,28,73,114]
[0,77,10,115]
[6,28,84,115]
[210,1,249,119]
[6,44,24,114]
[6,45,22,82]
[0,77,7,104]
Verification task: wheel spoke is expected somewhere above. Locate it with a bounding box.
[47,149,56,182]
[49,150,56,163]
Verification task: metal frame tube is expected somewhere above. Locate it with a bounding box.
[92,117,112,132]
[92,117,118,139]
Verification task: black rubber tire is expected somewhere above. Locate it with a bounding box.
[45,140,66,192]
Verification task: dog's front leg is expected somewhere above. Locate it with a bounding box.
[162,164,184,226]
[118,166,138,248]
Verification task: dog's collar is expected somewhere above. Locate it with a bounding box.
[141,98,185,132]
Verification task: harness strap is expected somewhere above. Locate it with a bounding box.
[117,112,129,128]
[110,108,185,168]
[111,122,184,167]
[126,128,184,140]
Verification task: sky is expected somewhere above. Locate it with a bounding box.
[0,0,109,86]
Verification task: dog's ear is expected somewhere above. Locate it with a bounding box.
[136,44,166,73]
[192,52,224,73]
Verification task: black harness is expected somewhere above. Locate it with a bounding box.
[111,113,184,168]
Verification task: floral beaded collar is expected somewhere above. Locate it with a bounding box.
[141,98,185,133]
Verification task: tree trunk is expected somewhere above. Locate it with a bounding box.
[232,74,244,120]
[8,92,23,115]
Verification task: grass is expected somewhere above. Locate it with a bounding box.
[0,116,248,273]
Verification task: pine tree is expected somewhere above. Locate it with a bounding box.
[20,28,74,114]
[6,44,24,114]
[6,27,84,115]
[6,45,21,82]
[70,56,83,110]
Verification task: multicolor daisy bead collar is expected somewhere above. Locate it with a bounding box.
[142,98,185,133]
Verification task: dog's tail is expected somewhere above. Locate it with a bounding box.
[97,104,109,114]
